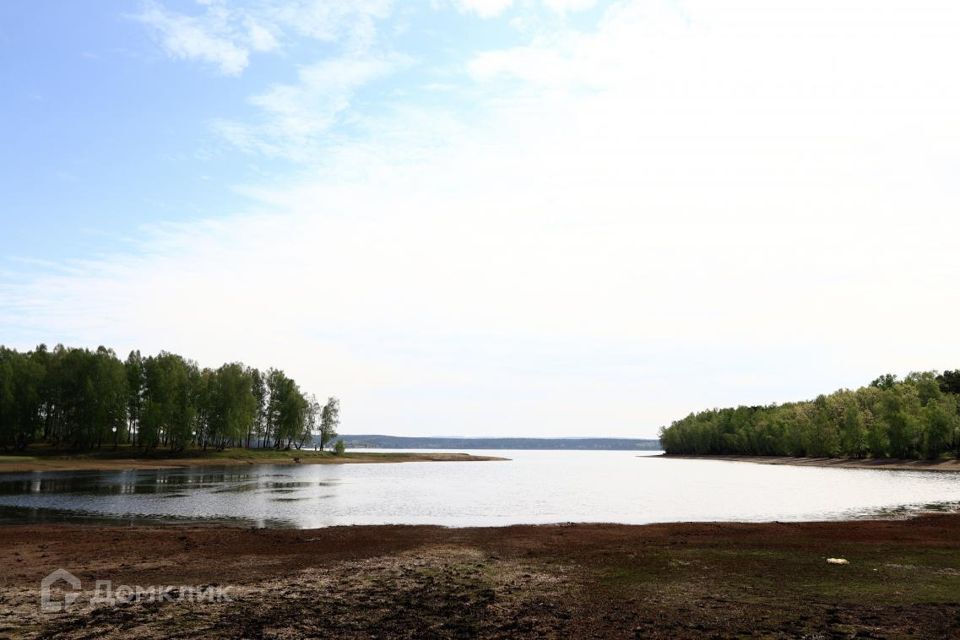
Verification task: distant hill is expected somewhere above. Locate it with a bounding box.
[338,435,661,451]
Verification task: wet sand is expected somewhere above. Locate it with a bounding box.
[659,453,960,472]
[4,515,960,638]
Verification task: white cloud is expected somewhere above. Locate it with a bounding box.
[454,0,595,19]
[213,52,406,161]
[136,1,402,157]
[266,0,392,48]
[136,1,252,75]
[455,0,515,18]
[135,0,391,75]
[542,0,596,13]
[9,0,960,436]
[243,17,279,52]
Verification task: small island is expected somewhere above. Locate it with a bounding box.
[0,345,505,473]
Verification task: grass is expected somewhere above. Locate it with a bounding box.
[595,543,960,606]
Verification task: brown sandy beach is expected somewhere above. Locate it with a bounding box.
[658,454,960,472]
[3,515,960,639]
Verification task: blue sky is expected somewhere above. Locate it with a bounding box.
[0,1,561,262]
[2,0,960,437]
[3,2,246,258]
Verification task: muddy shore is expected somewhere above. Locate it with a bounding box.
[658,453,960,472]
[3,515,960,638]
[0,451,505,474]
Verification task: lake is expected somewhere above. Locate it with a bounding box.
[1,450,959,528]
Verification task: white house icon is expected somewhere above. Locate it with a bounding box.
[40,568,81,613]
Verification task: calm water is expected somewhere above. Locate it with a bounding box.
[1,450,959,528]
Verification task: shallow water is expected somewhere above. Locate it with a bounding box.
[1,450,959,528]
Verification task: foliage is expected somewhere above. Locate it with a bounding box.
[660,371,960,460]
[0,344,336,453]
[333,439,346,456]
[319,397,340,451]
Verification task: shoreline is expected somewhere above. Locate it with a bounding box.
[5,515,960,638]
[657,453,960,472]
[0,451,506,474]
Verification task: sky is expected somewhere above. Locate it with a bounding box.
[1,0,959,438]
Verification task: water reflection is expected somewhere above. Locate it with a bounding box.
[0,469,263,495]
[0,468,334,497]
[0,451,958,529]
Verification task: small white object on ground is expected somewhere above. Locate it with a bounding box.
[826,558,849,565]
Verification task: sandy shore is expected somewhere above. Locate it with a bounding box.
[658,453,960,472]
[3,515,960,638]
[0,451,506,474]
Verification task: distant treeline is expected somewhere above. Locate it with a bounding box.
[660,371,960,460]
[341,435,662,450]
[0,344,339,452]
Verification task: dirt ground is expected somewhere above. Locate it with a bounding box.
[2,515,960,639]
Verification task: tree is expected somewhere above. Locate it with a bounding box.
[840,399,867,458]
[660,370,960,461]
[0,344,326,454]
[0,348,43,450]
[92,347,128,449]
[922,396,955,460]
[249,367,266,448]
[205,363,257,450]
[871,374,898,390]
[319,397,340,451]
[937,370,960,395]
[125,351,145,447]
[880,389,917,459]
[297,395,320,450]
[265,369,308,449]
[142,352,197,451]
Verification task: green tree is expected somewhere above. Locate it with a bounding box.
[0,344,328,454]
[266,369,308,449]
[660,370,960,461]
[206,363,257,450]
[319,397,340,451]
[0,348,43,449]
[871,374,899,390]
[249,367,266,448]
[125,350,145,447]
[922,396,955,460]
[936,370,960,395]
[840,398,867,458]
[142,352,197,451]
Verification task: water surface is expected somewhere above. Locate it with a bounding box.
[1,450,958,528]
